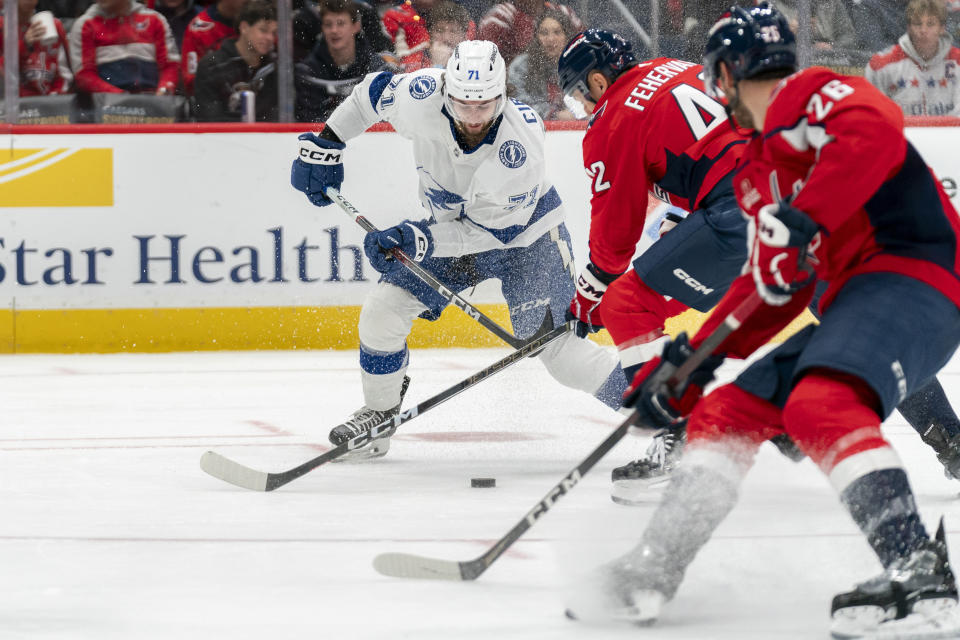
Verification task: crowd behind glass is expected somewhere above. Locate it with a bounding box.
[1,0,958,123]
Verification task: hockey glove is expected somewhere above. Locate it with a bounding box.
[363,220,434,274]
[566,262,622,338]
[291,133,345,207]
[658,211,685,237]
[752,202,821,306]
[622,332,725,431]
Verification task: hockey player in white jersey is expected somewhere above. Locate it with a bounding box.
[291,40,627,459]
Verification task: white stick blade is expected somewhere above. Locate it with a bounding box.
[199,451,269,492]
[373,553,464,581]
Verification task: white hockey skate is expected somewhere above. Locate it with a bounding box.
[329,376,410,462]
[830,520,959,639]
[564,559,667,627]
[610,425,686,505]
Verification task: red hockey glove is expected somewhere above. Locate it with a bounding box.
[566,262,622,338]
[751,202,821,306]
[622,332,725,431]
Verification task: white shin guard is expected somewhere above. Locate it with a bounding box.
[357,283,428,411]
[537,331,621,397]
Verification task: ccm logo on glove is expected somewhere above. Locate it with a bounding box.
[298,140,343,165]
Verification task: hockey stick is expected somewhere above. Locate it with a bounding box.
[200,321,572,492]
[372,290,764,581]
[324,187,532,349]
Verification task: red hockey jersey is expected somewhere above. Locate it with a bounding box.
[70,0,179,94]
[182,5,236,95]
[581,58,745,276]
[477,1,581,66]
[0,17,72,96]
[695,67,960,358]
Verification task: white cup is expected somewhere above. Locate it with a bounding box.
[30,11,58,48]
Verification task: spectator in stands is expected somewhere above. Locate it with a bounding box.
[682,0,747,61]
[294,0,393,122]
[37,0,91,34]
[842,0,907,54]
[866,0,960,116]
[382,0,433,59]
[507,7,574,119]
[194,0,276,121]
[478,0,581,66]
[398,0,471,71]
[776,0,860,67]
[155,0,198,51]
[181,0,243,95]
[0,0,73,95]
[948,0,960,41]
[382,0,475,60]
[294,0,391,62]
[69,0,179,94]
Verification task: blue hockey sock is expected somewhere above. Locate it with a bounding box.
[594,366,628,410]
[898,377,960,439]
[621,363,643,385]
[840,468,928,568]
[359,343,409,375]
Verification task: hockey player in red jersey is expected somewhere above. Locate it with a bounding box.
[559,29,753,501]
[565,5,960,637]
[560,27,960,506]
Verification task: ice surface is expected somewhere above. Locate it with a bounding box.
[3,347,960,639]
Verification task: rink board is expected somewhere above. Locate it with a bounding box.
[0,120,953,352]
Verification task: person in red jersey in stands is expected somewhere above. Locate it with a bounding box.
[181,0,243,94]
[69,0,179,94]
[0,0,73,95]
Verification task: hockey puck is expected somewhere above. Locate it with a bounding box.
[471,477,496,488]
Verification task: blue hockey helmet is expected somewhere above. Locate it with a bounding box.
[702,2,797,100]
[557,29,639,98]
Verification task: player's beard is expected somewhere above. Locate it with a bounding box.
[730,100,755,131]
[454,118,494,148]
[725,86,756,132]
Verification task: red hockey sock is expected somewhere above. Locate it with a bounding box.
[782,370,888,476]
[602,271,688,373]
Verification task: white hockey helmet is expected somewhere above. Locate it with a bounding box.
[443,40,507,129]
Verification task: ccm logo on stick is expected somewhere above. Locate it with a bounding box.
[673,268,714,295]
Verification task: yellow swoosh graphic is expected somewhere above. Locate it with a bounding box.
[0,148,113,207]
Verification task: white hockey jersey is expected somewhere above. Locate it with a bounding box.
[324,68,566,258]
[865,33,960,117]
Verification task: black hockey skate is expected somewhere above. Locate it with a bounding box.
[329,376,410,461]
[610,423,686,505]
[830,519,959,639]
[919,423,960,480]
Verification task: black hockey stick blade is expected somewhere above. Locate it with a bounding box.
[324,187,527,348]
[372,290,763,581]
[200,322,572,491]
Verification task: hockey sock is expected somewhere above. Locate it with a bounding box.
[593,365,629,410]
[782,371,886,470]
[839,468,928,568]
[898,377,960,440]
[783,372,927,565]
[603,271,685,375]
[625,458,741,599]
[359,343,410,411]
